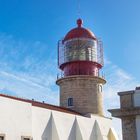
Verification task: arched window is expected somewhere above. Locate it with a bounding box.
[99,85,102,93]
[68,98,73,107]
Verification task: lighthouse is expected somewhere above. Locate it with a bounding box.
[56,19,106,116]
[0,18,119,140]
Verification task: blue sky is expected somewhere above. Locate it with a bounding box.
[0,0,140,77]
[0,0,140,139]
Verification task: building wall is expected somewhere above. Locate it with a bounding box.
[134,90,140,107]
[136,115,140,140]
[110,88,140,140]
[119,93,134,108]
[0,96,32,140]
[121,117,137,140]
[56,75,106,115]
[32,107,115,140]
[32,107,52,140]
[0,96,118,140]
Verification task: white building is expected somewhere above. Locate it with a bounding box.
[0,94,118,140]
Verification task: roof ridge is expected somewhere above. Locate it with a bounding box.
[0,93,82,116]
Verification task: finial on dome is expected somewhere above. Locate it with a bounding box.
[77,18,83,27]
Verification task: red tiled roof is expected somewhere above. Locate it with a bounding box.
[64,27,96,41]
[63,19,96,42]
[0,94,81,116]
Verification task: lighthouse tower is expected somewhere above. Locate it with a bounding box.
[56,19,106,116]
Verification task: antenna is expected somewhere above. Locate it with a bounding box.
[77,0,81,18]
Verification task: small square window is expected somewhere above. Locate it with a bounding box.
[21,136,32,140]
[24,138,30,140]
[0,135,4,140]
[68,98,73,107]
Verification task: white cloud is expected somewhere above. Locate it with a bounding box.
[104,56,112,65]
[0,33,59,105]
[0,70,59,104]
[104,61,139,108]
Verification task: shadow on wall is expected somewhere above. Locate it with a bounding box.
[68,117,83,140]
[41,113,59,140]
[41,114,102,140]
[41,112,118,140]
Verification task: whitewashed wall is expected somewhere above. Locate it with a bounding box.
[0,96,118,140]
[32,108,118,140]
[0,96,32,140]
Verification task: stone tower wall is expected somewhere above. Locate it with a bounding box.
[56,75,106,115]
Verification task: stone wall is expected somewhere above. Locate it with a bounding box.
[56,75,106,115]
[119,92,134,108]
[122,117,137,140]
[109,88,140,140]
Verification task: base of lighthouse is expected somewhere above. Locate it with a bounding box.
[56,75,106,115]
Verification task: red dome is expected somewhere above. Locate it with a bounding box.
[63,19,96,42]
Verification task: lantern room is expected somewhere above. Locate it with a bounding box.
[58,19,104,77]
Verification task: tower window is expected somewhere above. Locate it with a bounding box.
[99,85,102,92]
[68,98,73,107]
